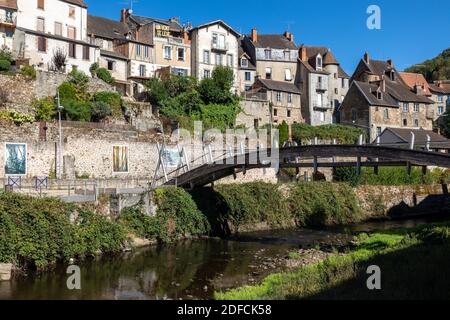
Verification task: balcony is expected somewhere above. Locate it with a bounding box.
[211,41,229,52]
[241,91,268,101]
[316,82,327,92]
[0,14,16,27]
[313,102,332,110]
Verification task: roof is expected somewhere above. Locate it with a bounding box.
[354,81,399,107]
[238,39,256,70]
[338,65,350,78]
[399,72,432,96]
[129,15,183,32]
[386,80,434,104]
[300,46,348,76]
[431,81,450,94]
[87,15,129,40]
[61,0,87,8]
[256,78,301,94]
[381,128,450,149]
[0,0,17,10]
[252,34,297,50]
[100,49,128,61]
[191,20,240,37]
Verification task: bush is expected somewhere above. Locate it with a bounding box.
[34,97,56,121]
[0,59,11,72]
[90,101,112,122]
[62,100,92,122]
[96,67,114,84]
[58,82,82,102]
[0,193,127,269]
[0,110,35,125]
[89,62,99,77]
[20,64,37,80]
[278,121,289,145]
[292,124,365,144]
[68,69,90,92]
[93,91,122,117]
[0,45,12,62]
[288,182,363,226]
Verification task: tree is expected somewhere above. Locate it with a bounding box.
[51,48,67,71]
[441,111,450,139]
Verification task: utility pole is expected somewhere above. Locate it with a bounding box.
[57,91,63,179]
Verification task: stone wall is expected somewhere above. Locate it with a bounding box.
[0,74,36,113]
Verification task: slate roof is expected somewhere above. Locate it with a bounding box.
[353,81,399,107]
[238,39,256,70]
[386,80,434,104]
[0,0,17,9]
[338,66,350,79]
[253,34,297,50]
[87,15,129,40]
[257,78,301,94]
[300,46,349,77]
[385,127,448,144]
[62,0,87,8]
[191,20,240,37]
[100,49,128,61]
[399,72,432,96]
[130,15,183,31]
[431,81,450,94]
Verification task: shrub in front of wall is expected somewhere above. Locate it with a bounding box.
[89,62,99,77]
[21,65,37,80]
[93,91,122,117]
[287,182,363,226]
[0,59,11,72]
[58,82,82,102]
[96,67,115,84]
[90,101,112,122]
[34,97,57,121]
[68,69,90,92]
[213,183,292,229]
[0,45,12,62]
[62,100,92,122]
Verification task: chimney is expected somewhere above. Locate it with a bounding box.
[387,59,393,68]
[284,31,294,42]
[120,9,129,23]
[251,27,258,42]
[364,52,370,64]
[183,30,190,44]
[170,17,179,23]
[381,75,386,92]
[300,44,307,62]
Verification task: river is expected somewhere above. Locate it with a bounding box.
[0,215,448,300]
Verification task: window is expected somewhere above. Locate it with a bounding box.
[82,45,89,60]
[265,49,271,60]
[164,46,172,59]
[288,93,293,103]
[376,91,383,100]
[212,33,218,46]
[67,26,76,40]
[389,71,395,81]
[438,96,443,103]
[37,17,45,32]
[342,78,346,88]
[177,47,185,61]
[68,43,76,58]
[265,67,272,80]
[245,85,252,91]
[287,110,291,118]
[69,6,75,18]
[383,108,389,119]
[335,88,339,94]
[37,36,46,52]
[107,60,114,71]
[139,65,146,77]
[414,103,420,113]
[377,127,382,137]
[37,0,44,9]
[438,106,444,115]
[54,22,62,36]
[284,50,290,60]
[273,108,278,116]
[403,119,408,126]
[144,46,149,58]
[227,54,233,67]
[136,44,142,57]
[254,119,259,129]
[317,56,322,70]
[241,58,248,68]
[351,109,357,122]
[215,53,222,66]
[285,69,292,81]
[204,70,211,78]
[403,103,409,113]
[245,72,251,82]
[320,111,325,122]
[276,92,282,102]
[203,50,210,64]
[334,73,338,79]
[414,119,419,127]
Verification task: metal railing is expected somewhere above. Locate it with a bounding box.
[0,14,16,25]
[211,41,229,51]
[316,82,327,91]
[241,91,268,101]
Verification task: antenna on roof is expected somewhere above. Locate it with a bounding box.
[283,21,295,31]
[118,0,139,13]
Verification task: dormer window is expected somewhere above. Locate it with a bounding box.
[241,58,248,68]
[376,90,383,100]
[389,70,395,81]
[316,55,322,70]
[265,49,272,60]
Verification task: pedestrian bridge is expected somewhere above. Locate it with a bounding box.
[155,145,450,189]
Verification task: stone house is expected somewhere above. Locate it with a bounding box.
[13,0,99,75]
[429,80,450,123]
[0,0,17,50]
[190,20,240,91]
[122,10,191,78]
[298,45,349,126]
[237,38,256,93]
[340,53,434,142]
[87,14,130,95]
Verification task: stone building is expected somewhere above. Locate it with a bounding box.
[0,0,16,50]
[429,80,450,123]
[340,53,434,142]
[378,127,450,152]
[87,14,130,95]
[121,10,191,78]
[190,20,240,91]
[13,0,99,75]
[298,45,349,125]
[237,38,256,93]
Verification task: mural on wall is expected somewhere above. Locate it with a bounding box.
[162,148,181,168]
[5,143,27,175]
[113,146,128,173]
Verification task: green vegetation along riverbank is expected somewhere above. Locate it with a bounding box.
[215,222,450,300]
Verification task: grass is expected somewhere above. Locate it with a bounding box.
[215,222,450,300]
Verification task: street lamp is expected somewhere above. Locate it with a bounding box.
[56,91,64,179]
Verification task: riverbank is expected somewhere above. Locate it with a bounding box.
[215,221,450,300]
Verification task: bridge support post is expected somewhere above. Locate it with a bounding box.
[374,166,379,175]
[406,162,411,176]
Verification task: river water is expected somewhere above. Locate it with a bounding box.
[0,215,448,300]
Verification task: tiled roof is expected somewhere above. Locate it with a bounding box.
[62,0,87,8]
[432,81,450,94]
[130,15,183,31]
[0,0,17,9]
[399,72,432,96]
[87,15,129,40]
[253,34,297,50]
[257,78,301,94]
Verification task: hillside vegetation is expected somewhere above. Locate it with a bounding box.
[405,48,450,82]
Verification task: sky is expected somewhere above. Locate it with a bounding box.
[87,0,450,75]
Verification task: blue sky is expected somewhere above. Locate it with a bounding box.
[87,0,450,75]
